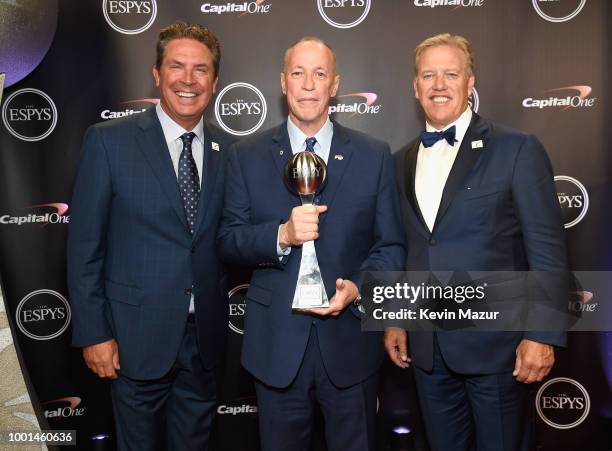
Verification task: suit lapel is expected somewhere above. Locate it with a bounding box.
[192,122,222,240]
[270,122,301,208]
[319,123,353,225]
[136,108,189,231]
[432,113,488,232]
[404,140,429,237]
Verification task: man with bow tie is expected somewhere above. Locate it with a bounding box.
[68,23,234,450]
[385,33,568,451]
[218,37,406,451]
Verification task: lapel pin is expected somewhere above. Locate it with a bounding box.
[279,150,284,156]
[471,140,483,149]
[211,141,220,151]
[334,154,343,160]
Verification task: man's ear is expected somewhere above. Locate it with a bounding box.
[468,74,475,97]
[330,74,340,97]
[152,66,160,88]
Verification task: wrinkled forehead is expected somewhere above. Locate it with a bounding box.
[415,44,470,75]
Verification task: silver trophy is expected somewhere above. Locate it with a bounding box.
[284,151,329,309]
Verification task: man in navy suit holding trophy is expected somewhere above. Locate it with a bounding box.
[218,37,406,451]
[68,23,234,450]
[385,33,568,451]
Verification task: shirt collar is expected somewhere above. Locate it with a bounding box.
[286,115,333,156]
[425,107,472,146]
[156,103,204,145]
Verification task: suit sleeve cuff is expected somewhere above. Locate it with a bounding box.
[276,224,292,260]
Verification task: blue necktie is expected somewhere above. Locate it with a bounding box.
[304,137,321,205]
[420,125,457,148]
[178,132,200,234]
[305,136,317,153]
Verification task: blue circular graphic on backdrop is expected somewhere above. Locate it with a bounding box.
[0,0,58,88]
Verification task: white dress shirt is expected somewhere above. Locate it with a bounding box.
[156,103,204,188]
[155,103,204,313]
[415,107,472,232]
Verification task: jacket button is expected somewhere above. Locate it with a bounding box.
[190,245,195,254]
[184,287,193,295]
[429,238,437,246]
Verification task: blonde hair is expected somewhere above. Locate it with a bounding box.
[414,33,474,76]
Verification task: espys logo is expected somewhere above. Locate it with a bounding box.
[0,203,70,226]
[15,289,71,341]
[2,88,58,141]
[101,98,158,120]
[329,92,381,116]
[214,83,267,136]
[201,0,271,15]
[555,176,588,228]
[317,0,371,29]
[522,85,596,110]
[468,87,479,112]
[413,0,484,8]
[42,397,86,419]
[532,0,586,23]
[228,284,248,335]
[102,0,157,34]
[536,377,590,429]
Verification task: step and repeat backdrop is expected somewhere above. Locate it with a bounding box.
[0,0,610,450]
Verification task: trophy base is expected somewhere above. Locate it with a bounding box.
[292,283,330,308]
[291,241,329,309]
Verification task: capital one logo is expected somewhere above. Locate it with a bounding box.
[329,92,381,116]
[568,289,597,313]
[201,0,271,15]
[101,98,158,120]
[43,396,86,419]
[214,83,267,136]
[555,175,589,228]
[468,87,479,112]
[522,85,596,110]
[2,88,58,141]
[16,289,71,341]
[217,403,258,415]
[536,377,590,429]
[532,0,586,23]
[413,0,485,8]
[317,0,371,29]
[228,284,248,335]
[0,203,71,226]
[102,0,157,35]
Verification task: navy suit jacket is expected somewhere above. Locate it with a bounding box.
[397,113,568,374]
[218,121,407,388]
[67,107,235,380]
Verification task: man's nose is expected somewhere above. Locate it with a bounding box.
[182,69,194,84]
[433,74,446,90]
[302,73,315,90]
